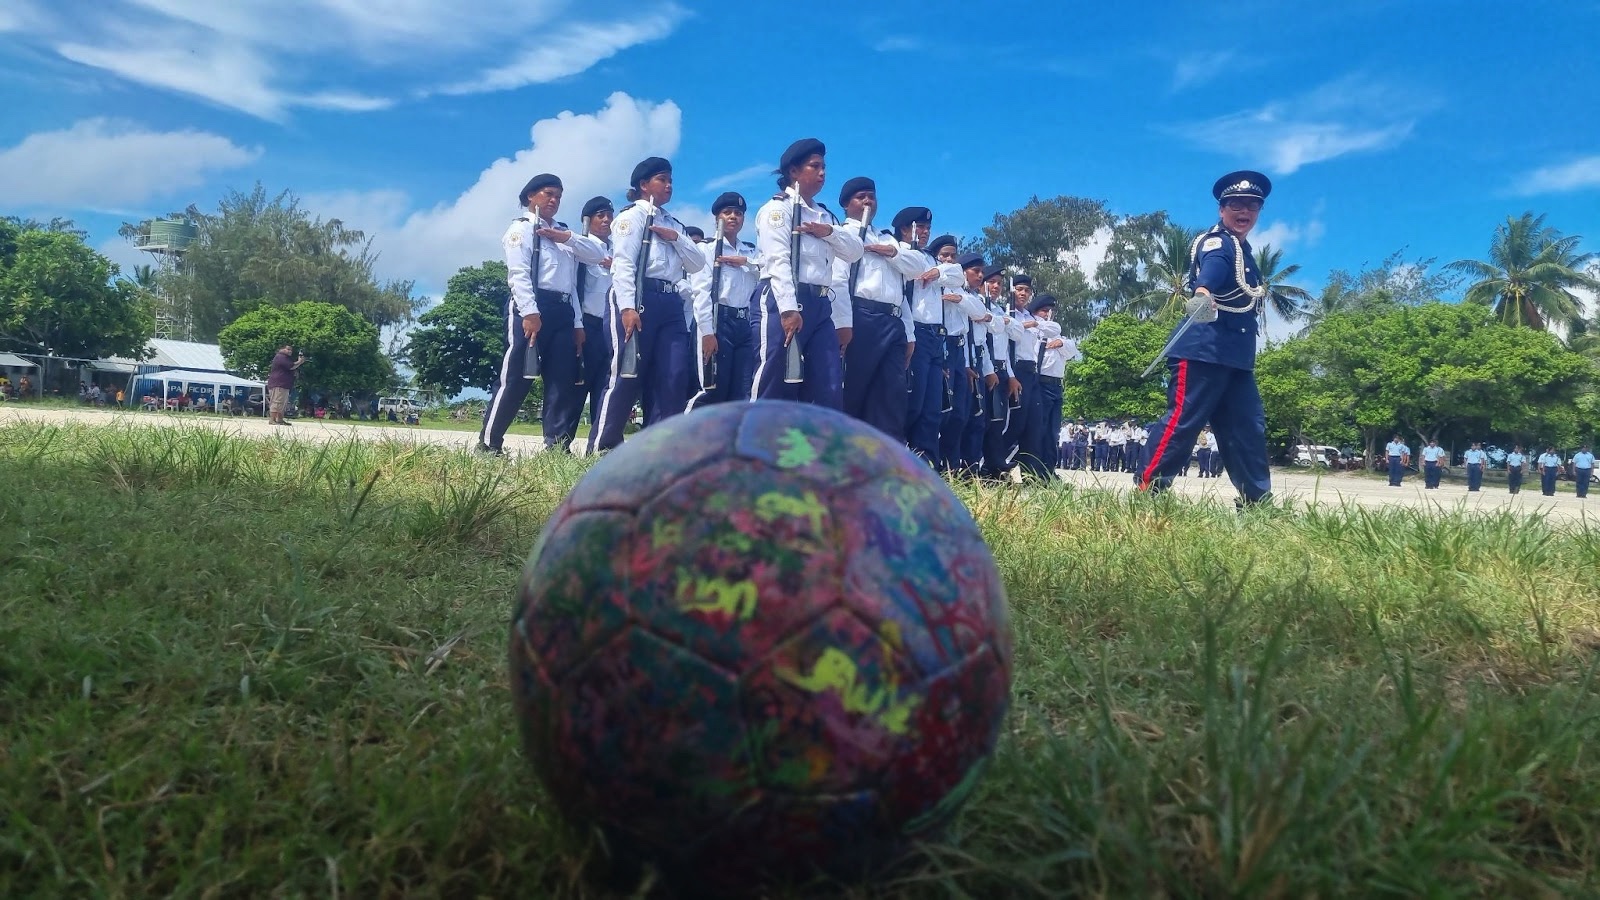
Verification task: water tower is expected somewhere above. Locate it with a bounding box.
[136,219,198,339]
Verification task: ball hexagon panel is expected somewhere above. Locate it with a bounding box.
[515,508,634,679]
[733,402,906,492]
[628,457,846,671]
[562,402,745,512]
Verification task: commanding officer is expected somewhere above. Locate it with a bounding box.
[1463,441,1488,492]
[900,216,965,466]
[1537,446,1563,497]
[577,196,615,454]
[1034,294,1074,478]
[1137,171,1277,507]
[593,157,705,452]
[751,138,864,407]
[481,173,609,456]
[833,177,921,438]
[1571,444,1594,498]
[1385,434,1410,487]
[1420,438,1446,489]
[1506,445,1527,494]
[688,191,760,409]
[978,265,1018,478]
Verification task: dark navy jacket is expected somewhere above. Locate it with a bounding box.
[1168,223,1263,371]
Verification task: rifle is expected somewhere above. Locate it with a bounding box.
[620,205,656,379]
[784,189,804,384]
[522,217,543,380]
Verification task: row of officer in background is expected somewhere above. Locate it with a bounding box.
[478,137,1079,482]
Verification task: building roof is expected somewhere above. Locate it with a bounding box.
[0,352,38,368]
[106,339,228,372]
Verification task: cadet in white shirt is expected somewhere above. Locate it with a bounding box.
[1571,444,1594,498]
[1385,434,1410,487]
[576,196,615,455]
[955,253,996,477]
[1420,438,1447,489]
[1506,445,1527,494]
[593,157,706,453]
[751,138,864,408]
[1462,441,1487,492]
[1538,446,1563,496]
[1003,275,1044,473]
[979,265,1019,478]
[1027,295,1069,479]
[831,177,921,440]
[897,210,966,467]
[687,191,760,409]
[481,173,609,456]
[934,240,988,474]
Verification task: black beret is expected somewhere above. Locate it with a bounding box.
[1012,273,1033,287]
[1027,293,1058,314]
[630,156,672,189]
[981,264,1004,281]
[518,173,561,205]
[1212,170,1272,202]
[711,191,746,215]
[926,234,957,257]
[778,137,825,173]
[956,251,985,270]
[581,195,613,218]
[837,176,875,209]
[891,206,932,231]
[684,226,705,241]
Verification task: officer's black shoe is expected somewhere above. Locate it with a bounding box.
[475,443,502,457]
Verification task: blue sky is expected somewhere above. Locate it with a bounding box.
[3,0,1597,338]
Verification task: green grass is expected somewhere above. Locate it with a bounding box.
[2,422,1597,898]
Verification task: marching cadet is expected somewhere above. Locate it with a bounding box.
[1071,418,1089,471]
[1463,441,1487,492]
[832,177,921,438]
[1571,444,1594,498]
[577,196,615,455]
[1385,434,1410,487]
[979,265,1018,479]
[898,210,965,467]
[1018,294,1068,479]
[1091,420,1110,471]
[1420,438,1446,489]
[1002,274,1042,474]
[592,157,705,452]
[955,253,995,477]
[1107,419,1128,473]
[1506,445,1527,494]
[751,138,864,407]
[1136,171,1277,508]
[1538,446,1563,497]
[480,173,609,456]
[933,239,977,473]
[687,191,760,409]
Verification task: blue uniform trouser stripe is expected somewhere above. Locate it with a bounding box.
[480,302,532,451]
[593,288,691,453]
[841,306,909,441]
[904,328,945,466]
[939,337,971,472]
[1138,358,1270,502]
[751,283,842,409]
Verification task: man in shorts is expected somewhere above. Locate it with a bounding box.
[267,343,305,426]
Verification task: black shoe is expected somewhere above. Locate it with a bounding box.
[476,443,502,457]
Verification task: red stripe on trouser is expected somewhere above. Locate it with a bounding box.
[1140,359,1188,489]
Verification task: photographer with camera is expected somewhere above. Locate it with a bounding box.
[267,344,306,427]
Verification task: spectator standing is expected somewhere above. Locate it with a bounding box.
[19,374,31,398]
[267,344,306,427]
[1571,445,1594,499]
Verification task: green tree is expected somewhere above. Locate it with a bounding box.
[1255,340,1359,453]
[966,196,1114,336]
[404,261,509,397]
[1253,245,1312,331]
[219,301,391,395]
[1060,312,1172,421]
[1448,212,1598,331]
[123,186,420,341]
[0,221,154,361]
[1121,223,1203,320]
[1298,252,1455,337]
[1091,211,1169,316]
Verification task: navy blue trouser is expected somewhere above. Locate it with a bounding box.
[1424,461,1441,488]
[1467,463,1483,491]
[581,311,611,454]
[594,287,691,452]
[905,324,947,466]
[481,293,582,452]
[1093,441,1109,470]
[841,302,909,441]
[1388,456,1405,486]
[1542,467,1559,496]
[1196,448,1212,476]
[1509,467,1523,494]
[1034,375,1063,477]
[1009,361,1051,481]
[688,304,755,410]
[1137,357,1271,502]
[1578,468,1591,498]
[752,282,841,409]
[982,379,1013,475]
[1003,361,1040,476]
[939,336,972,472]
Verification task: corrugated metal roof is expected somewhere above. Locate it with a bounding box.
[147,339,228,371]
[0,353,39,368]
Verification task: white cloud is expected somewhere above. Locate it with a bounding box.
[1179,75,1428,174]
[16,1,685,119]
[1252,200,1327,252]
[1056,225,1115,277]
[873,35,926,52]
[0,118,260,209]
[306,93,683,295]
[1514,155,1600,195]
[702,163,770,193]
[1171,51,1233,91]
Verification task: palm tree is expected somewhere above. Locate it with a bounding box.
[1296,279,1358,337]
[1253,245,1312,328]
[1126,223,1202,318]
[1448,212,1598,331]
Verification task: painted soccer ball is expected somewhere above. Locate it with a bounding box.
[509,401,1011,893]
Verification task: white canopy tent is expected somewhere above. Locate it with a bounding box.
[135,368,265,411]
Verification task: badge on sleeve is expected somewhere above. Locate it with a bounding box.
[768,208,785,226]
[1201,236,1224,252]
[506,228,522,246]
[615,218,632,236]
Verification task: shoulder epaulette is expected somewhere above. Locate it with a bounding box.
[741,240,755,249]
[620,202,638,213]
[555,221,568,230]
